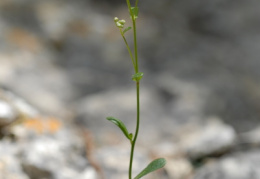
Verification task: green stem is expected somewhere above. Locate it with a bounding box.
[125,1,140,179]
[129,8,139,179]
[135,0,139,7]
[129,82,140,179]
[126,0,131,11]
[125,0,139,72]
[120,30,136,69]
[132,19,138,72]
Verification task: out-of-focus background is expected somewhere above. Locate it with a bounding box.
[1,0,260,178]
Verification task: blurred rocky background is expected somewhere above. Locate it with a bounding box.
[1,0,260,178]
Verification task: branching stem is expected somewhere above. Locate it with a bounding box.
[120,30,136,70]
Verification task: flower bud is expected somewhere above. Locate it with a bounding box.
[118,20,126,25]
[116,21,124,28]
[114,17,119,22]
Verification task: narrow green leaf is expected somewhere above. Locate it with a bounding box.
[132,72,144,82]
[134,158,166,179]
[106,117,132,140]
[123,26,132,34]
[130,7,139,20]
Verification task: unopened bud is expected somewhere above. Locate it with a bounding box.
[118,20,126,25]
[114,17,119,22]
[116,21,124,28]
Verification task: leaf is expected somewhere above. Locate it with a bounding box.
[134,158,166,179]
[130,7,139,20]
[132,72,144,82]
[106,117,132,140]
[123,26,132,34]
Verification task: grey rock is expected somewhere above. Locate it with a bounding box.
[0,88,39,129]
[165,158,193,179]
[0,88,39,116]
[0,125,99,179]
[238,126,260,146]
[193,150,260,179]
[0,140,29,179]
[155,73,210,125]
[0,100,17,127]
[180,117,236,160]
[0,128,98,179]
[0,52,75,118]
[19,129,98,179]
[0,88,98,179]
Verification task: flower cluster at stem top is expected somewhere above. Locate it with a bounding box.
[114,17,126,28]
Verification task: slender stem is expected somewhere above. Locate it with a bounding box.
[135,0,139,7]
[126,0,131,11]
[129,82,140,179]
[120,30,136,69]
[129,6,140,179]
[124,1,140,179]
[132,19,138,72]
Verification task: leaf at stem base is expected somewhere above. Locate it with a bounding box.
[134,158,166,179]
